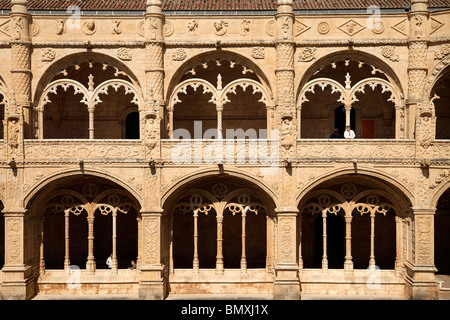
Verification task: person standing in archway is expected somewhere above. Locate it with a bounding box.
[344,125,355,139]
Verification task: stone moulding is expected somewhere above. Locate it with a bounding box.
[24,140,143,160]
[296,140,417,160]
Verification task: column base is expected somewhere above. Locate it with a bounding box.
[138,265,167,300]
[405,262,439,300]
[1,265,36,300]
[274,280,301,300]
[274,264,300,300]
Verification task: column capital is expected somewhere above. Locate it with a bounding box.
[275,207,299,215]
[140,207,164,215]
[411,207,436,215]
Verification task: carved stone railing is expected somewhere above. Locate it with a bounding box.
[4,139,449,164]
[161,139,279,165]
[23,140,143,161]
[296,139,418,161]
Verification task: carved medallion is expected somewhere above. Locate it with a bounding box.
[266,19,275,36]
[82,19,96,35]
[371,21,385,34]
[165,20,174,37]
[214,20,228,36]
[317,21,330,34]
[137,20,145,37]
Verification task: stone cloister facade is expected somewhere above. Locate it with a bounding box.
[0,0,449,300]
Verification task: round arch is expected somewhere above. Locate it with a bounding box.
[426,54,450,98]
[161,167,279,210]
[430,176,450,209]
[166,49,273,104]
[296,49,404,100]
[24,168,143,210]
[33,51,143,107]
[295,167,414,211]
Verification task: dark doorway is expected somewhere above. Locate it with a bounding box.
[312,213,345,268]
[0,209,4,269]
[435,188,450,274]
[125,112,140,139]
[334,105,355,136]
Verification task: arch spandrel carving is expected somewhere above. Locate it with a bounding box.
[39,78,90,109]
[295,169,415,212]
[92,79,142,107]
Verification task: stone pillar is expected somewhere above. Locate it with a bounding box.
[9,0,32,139]
[143,0,164,161]
[407,0,432,142]
[275,0,296,157]
[405,208,438,300]
[274,208,300,300]
[138,208,166,300]
[1,210,35,300]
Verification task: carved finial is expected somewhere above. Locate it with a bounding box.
[345,73,352,89]
[217,74,222,90]
[88,74,94,91]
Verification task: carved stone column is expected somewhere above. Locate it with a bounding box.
[138,208,166,300]
[275,0,296,157]
[407,0,432,142]
[9,0,32,139]
[344,215,353,273]
[1,210,35,300]
[86,215,96,274]
[274,208,300,300]
[144,0,164,153]
[405,208,438,300]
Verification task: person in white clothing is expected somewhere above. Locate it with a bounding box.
[106,253,112,269]
[344,125,355,139]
